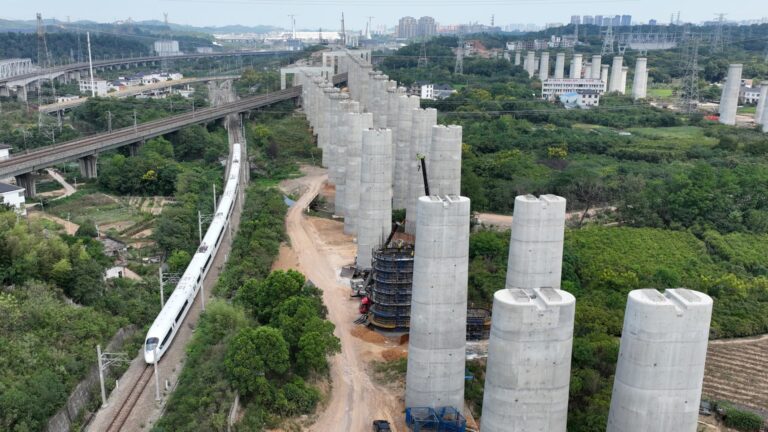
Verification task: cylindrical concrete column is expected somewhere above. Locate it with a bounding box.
[526,51,536,78]
[394,95,421,210]
[632,57,648,100]
[514,51,521,66]
[554,53,565,79]
[332,94,352,218]
[506,195,566,290]
[539,52,550,81]
[405,108,438,234]
[591,55,602,79]
[601,65,610,90]
[320,87,339,168]
[755,83,768,125]
[609,56,624,92]
[719,64,743,126]
[405,195,470,410]
[607,288,713,432]
[481,287,575,432]
[372,74,390,128]
[357,129,393,269]
[620,66,629,94]
[327,91,345,185]
[343,112,373,236]
[570,54,583,79]
[428,125,462,198]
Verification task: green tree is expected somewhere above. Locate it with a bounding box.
[75,219,99,238]
[295,318,341,376]
[167,250,192,273]
[236,270,306,323]
[225,326,289,396]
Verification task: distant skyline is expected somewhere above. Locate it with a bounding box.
[3,0,767,30]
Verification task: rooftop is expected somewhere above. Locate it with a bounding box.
[0,182,24,193]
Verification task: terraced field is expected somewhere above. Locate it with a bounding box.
[703,335,768,414]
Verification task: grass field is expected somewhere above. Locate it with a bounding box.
[627,126,719,148]
[648,87,674,98]
[738,105,757,114]
[47,192,146,230]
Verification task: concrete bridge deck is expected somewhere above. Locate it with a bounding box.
[0,73,347,183]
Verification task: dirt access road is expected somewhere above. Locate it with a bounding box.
[283,169,403,431]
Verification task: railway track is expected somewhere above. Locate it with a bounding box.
[106,365,153,432]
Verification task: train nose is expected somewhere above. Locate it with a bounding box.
[144,351,156,364]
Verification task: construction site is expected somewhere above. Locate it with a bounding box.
[280,49,724,432]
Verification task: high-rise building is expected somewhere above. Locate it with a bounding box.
[397,16,418,39]
[621,15,632,26]
[583,15,595,25]
[649,19,658,25]
[417,16,437,37]
[570,15,581,25]
[594,15,603,26]
[612,15,621,26]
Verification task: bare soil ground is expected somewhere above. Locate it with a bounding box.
[703,334,768,414]
[280,169,405,431]
[27,211,80,235]
[474,206,616,230]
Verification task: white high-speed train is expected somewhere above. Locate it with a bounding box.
[144,143,242,364]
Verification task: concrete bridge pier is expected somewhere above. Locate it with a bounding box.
[78,155,99,179]
[0,86,9,97]
[17,85,28,102]
[14,173,36,198]
[128,142,144,157]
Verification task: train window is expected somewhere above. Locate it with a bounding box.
[145,337,159,352]
[204,255,212,271]
[175,300,189,323]
[216,228,224,246]
[160,329,172,349]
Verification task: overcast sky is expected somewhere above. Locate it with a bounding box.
[4,0,767,30]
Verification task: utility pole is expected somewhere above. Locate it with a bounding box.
[158,267,165,307]
[107,110,112,132]
[96,345,128,407]
[153,347,161,401]
[212,183,217,213]
[133,109,138,134]
[340,12,346,47]
[87,31,96,97]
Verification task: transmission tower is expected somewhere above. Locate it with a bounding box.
[601,21,615,55]
[36,13,59,127]
[679,38,700,114]
[418,38,429,68]
[454,34,464,75]
[713,13,726,53]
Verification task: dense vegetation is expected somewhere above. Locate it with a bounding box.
[154,185,339,431]
[0,210,161,431]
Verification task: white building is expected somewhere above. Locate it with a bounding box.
[559,91,601,109]
[0,144,10,161]
[56,95,80,103]
[741,85,761,104]
[420,83,456,100]
[154,40,181,56]
[542,78,606,100]
[79,79,109,96]
[0,182,26,215]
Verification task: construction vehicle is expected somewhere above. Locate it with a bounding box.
[372,420,392,431]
